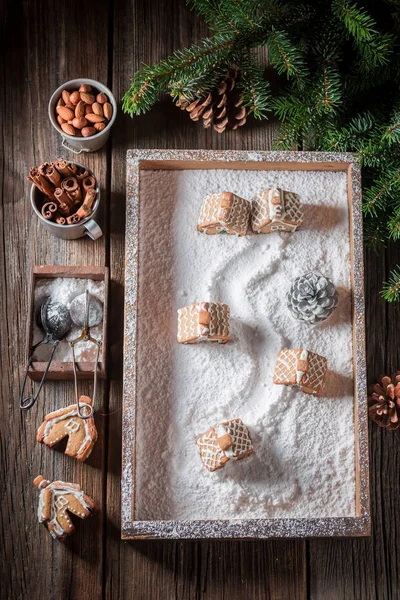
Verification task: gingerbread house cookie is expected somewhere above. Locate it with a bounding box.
[177,302,230,344]
[197,418,253,472]
[37,395,97,462]
[34,475,96,541]
[251,188,303,233]
[273,348,328,396]
[198,192,251,236]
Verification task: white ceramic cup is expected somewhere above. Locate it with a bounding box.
[48,78,117,154]
[30,162,103,240]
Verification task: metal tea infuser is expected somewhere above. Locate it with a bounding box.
[20,297,73,410]
[69,290,103,419]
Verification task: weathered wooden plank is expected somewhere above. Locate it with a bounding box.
[105,1,304,599]
[0,0,110,598]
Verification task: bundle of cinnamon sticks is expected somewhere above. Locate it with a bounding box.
[28,159,97,225]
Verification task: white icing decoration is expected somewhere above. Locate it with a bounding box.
[216,424,235,458]
[43,407,94,456]
[296,349,309,385]
[65,418,80,433]
[38,483,92,537]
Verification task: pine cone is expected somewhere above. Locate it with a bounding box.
[287,272,338,324]
[368,373,400,430]
[174,71,247,133]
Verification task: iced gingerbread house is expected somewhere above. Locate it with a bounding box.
[177,302,230,344]
[34,475,96,540]
[37,395,97,462]
[273,348,328,396]
[252,188,303,233]
[197,418,253,472]
[198,192,251,236]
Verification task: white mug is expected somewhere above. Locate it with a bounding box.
[48,78,117,154]
[30,162,103,240]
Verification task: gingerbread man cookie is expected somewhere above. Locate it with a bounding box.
[251,188,303,233]
[177,302,230,344]
[273,348,328,395]
[198,192,251,236]
[34,475,96,541]
[197,418,253,472]
[37,395,97,462]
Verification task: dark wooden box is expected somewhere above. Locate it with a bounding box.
[27,265,108,380]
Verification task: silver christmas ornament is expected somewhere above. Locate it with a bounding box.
[287,272,338,324]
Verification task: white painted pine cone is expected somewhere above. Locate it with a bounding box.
[287,272,338,324]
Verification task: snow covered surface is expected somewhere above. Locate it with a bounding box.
[33,277,104,362]
[135,168,355,520]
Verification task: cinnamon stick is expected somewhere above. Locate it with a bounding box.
[75,189,96,220]
[41,201,58,220]
[61,176,82,204]
[67,163,78,176]
[75,165,89,181]
[54,187,73,215]
[27,168,56,200]
[54,158,71,178]
[66,213,81,224]
[40,162,62,187]
[82,176,96,193]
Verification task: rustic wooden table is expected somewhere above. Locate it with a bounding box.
[1,1,400,598]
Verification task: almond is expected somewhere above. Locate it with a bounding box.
[92,102,103,116]
[61,89,70,104]
[80,92,95,104]
[86,113,105,123]
[65,103,76,110]
[61,123,76,136]
[70,91,81,105]
[81,126,96,137]
[85,104,92,115]
[75,101,85,118]
[79,84,92,93]
[56,97,65,107]
[56,106,75,121]
[103,102,113,120]
[72,117,88,129]
[96,93,107,104]
[94,122,106,131]
[57,115,66,126]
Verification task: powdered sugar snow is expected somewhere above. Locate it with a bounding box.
[33,278,104,362]
[135,168,355,520]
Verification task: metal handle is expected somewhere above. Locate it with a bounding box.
[20,343,58,410]
[61,137,90,155]
[84,218,103,240]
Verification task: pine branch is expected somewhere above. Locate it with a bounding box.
[388,209,400,241]
[122,34,238,115]
[267,29,307,85]
[356,33,393,71]
[186,0,263,34]
[169,66,228,101]
[382,109,400,146]
[238,54,271,118]
[364,215,387,252]
[313,67,342,115]
[362,168,400,216]
[381,267,400,301]
[186,0,241,34]
[332,0,377,42]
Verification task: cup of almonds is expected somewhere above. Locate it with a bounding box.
[48,79,117,153]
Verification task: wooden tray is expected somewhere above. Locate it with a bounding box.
[122,149,369,540]
[27,265,108,380]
